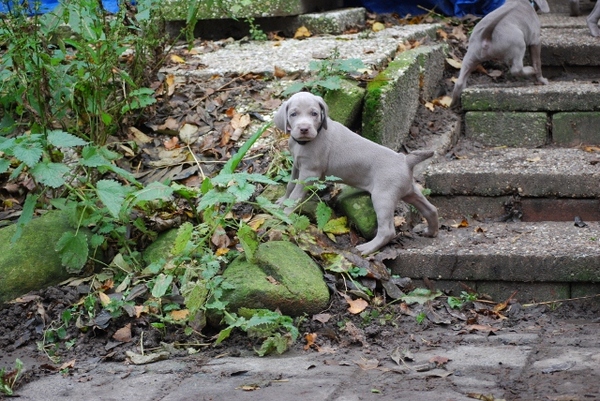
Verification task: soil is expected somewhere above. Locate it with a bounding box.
[2,14,600,401]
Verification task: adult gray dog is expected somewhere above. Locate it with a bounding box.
[274,91,439,255]
[450,0,550,107]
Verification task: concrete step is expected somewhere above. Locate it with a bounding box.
[385,220,600,303]
[460,81,600,148]
[423,147,600,221]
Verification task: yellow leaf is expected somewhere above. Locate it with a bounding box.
[372,22,385,32]
[323,216,350,235]
[98,292,111,307]
[166,74,176,96]
[170,309,190,321]
[294,26,311,39]
[216,247,230,256]
[425,101,435,111]
[170,54,185,64]
[433,95,452,108]
[446,57,462,69]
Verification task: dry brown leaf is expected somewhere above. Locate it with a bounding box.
[240,385,260,391]
[294,26,311,39]
[166,74,176,96]
[437,29,448,40]
[312,313,331,323]
[451,25,467,41]
[59,359,76,371]
[424,101,435,111]
[583,145,600,152]
[163,136,179,150]
[433,95,452,108]
[346,297,368,314]
[452,219,469,228]
[266,275,280,285]
[98,292,111,307]
[487,69,503,78]
[465,324,500,333]
[304,332,318,350]
[128,126,153,145]
[274,65,286,78]
[355,357,379,370]
[429,355,450,367]
[446,57,462,69]
[113,323,132,342]
[170,309,190,321]
[211,226,231,249]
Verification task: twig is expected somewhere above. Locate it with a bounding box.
[186,143,206,181]
[523,293,600,307]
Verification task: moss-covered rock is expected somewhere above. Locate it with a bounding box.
[324,79,365,128]
[143,228,180,264]
[0,211,92,304]
[221,241,330,317]
[335,186,377,240]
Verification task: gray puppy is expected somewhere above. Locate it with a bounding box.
[274,92,439,255]
[451,0,550,107]
[569,0,600,36]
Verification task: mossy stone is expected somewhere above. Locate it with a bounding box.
[221,241,330,317]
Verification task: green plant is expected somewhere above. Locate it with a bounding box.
[282,48,366,96]
[246,17,268,41]
[0,359,23,396]
[416,311,427,324]
[447,291,478,309]
[0,0,165,145]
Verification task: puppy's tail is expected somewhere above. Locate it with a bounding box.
[479,3,517,49]
[406,149,434,170]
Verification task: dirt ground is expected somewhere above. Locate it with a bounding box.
[2,14,600,400]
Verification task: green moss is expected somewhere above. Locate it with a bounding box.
[159,0,304,21]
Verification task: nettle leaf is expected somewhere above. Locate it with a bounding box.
[47,130,88,148]
[11,193,38,244]
[31,161,70,188]
[0,158,10,174]
[198,189,236,210]
[323,216,350,235]
[13,140,43,167]
[316,201,333,230]
[96,179,131,218]
[130,181,173,206]
[151,273,173,298]
[81,145,112,167]
[55,231,89,273]
[172,222,193,256]
[237,224,259,263]
[316,76,342,91]
[227,180,255,202]
[401,288,443,305]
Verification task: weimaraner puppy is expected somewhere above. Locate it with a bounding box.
[274,91,439,255]
[451,0,550,107]
[569,0,600,36]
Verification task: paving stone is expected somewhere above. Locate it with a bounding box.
[553,111,600,146]
[298,7,365,35]
[464,111,548,147]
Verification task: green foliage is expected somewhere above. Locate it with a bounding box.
[283,48,366,96]
[447,291,478,309]
[246,17,268,41]
[0,359,23,396]
[0,0,165,145]
[416,311,427,324]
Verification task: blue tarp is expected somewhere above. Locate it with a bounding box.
[0,0,120,14]
[347,0,505,17]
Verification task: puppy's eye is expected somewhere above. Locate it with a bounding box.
[311,111,318,116]
[290,112,297,117]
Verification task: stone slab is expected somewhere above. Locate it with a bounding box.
[541,27,600,67]
[431,195,600,222]
[160,0,343,21]
[424,148,600,198]
[553,111,600,146]
[163,24,439,79]
[464,111,548,147]
[386,221,600,286]
[298,7,366,35]
[461,82,600,112]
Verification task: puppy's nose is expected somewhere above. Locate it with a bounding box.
[300,127,309,134]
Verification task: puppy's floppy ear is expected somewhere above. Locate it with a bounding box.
[316,96,328,131]
[273,100,290,132]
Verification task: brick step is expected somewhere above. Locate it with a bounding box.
[385,221,600,302]
[460,82,600,147]
[423,147,600,221]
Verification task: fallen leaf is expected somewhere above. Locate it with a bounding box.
[170,54,185,64]
[452,219,469,228]
[312,313,331,323]
[166,74,176,96]
[240,384,260,391]
[446,57,462,69]
[126,350,170,365]
[163,136,179,150]
[98,292,111,307]
[433,95,452,108]
[274,65,286,78]
[294,26,311,39]
[304,332,317,350]
[451,25,467,41]
[179,123,200,145]
[372,21,385,32]
[113,323,132,342]
[58,359,76,371]
[128,126,153,145]
[170,309,190,321]
[355,357,379,370]
[467,393,506,401]
[487,69,503,78]
[465,324,500,333]
[342,294,368,314]
[526,156,541,162]
[425,101,435,111]
[265,275,280,285]
[429,355,450,367]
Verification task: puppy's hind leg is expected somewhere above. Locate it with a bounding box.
[356,196,397,256]
[402,184,439,238]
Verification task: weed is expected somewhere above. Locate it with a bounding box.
[447,291,478,309]
[0,359,23,396]
[246,17,268,41]
[416,311,427,324]
[282,47,366,96]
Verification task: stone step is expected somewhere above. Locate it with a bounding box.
[423,147,600,221]
[385,220,600,302]
[460,81,600,147]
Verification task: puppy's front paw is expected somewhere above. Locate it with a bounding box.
[537,77,549,85]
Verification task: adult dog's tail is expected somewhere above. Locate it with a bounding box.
[406,149,434,170]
